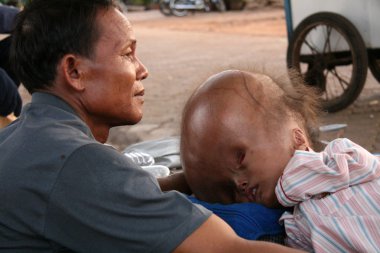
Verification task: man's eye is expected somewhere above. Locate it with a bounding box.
[122,52,133,60]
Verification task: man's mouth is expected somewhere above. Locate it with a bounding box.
[135,89,145,96]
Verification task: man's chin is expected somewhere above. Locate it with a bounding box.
[109,113,143,127]
[125,113,143,125]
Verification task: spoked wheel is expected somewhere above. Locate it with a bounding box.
[171,0,189,17]
[159,0,172,16]
[287,12,368,112]
[369,49,380,83]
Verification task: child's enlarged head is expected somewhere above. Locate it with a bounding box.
[181,69,320,207]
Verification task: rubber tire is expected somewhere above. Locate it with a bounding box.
[287,12,368,112]
[159,0,172,16]
[213,0,226,12]
[368,49,380,83]
[224,0,245,10]
[171,0,189,17]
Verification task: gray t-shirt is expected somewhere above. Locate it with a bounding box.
[0,92,211,253]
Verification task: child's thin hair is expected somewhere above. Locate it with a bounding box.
[270,69,322,148]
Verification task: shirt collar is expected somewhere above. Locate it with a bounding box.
[31,92,77,115]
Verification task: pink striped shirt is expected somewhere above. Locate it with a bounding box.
[275,138,380,252]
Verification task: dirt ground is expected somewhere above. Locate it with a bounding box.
[19,7,380,152]
[128,7,287,37]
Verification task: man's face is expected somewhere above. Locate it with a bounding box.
[80,8,148,127]
[182,94,295,208]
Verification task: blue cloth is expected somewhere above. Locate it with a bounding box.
[188,196,285,240]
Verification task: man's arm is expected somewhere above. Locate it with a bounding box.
[0,68,22,117]
[174,214,303,253]
[158,171,192,194]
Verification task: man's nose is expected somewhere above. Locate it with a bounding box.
[136,57,148,81]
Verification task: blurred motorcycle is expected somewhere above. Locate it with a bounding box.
[159,0,226,17]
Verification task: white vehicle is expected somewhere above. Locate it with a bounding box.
[159,0,226,17]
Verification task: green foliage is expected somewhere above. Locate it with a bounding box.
[127,0,152,5]
[0,0,29,7]
[128,0,143,4]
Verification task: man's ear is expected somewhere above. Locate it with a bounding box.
[59,54,85,91]
[292,128,308,150]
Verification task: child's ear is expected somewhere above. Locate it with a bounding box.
[292,128,307,150]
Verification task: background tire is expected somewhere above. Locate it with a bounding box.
[159,0,172,16]
[171,0,189,17]
[368,49,380,83]
[212,0,226,12]
[287,12,368,112]
[224,0,245,10]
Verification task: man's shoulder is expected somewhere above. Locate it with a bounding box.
[0,102,100,167]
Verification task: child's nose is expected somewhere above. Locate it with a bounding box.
[237,181,248,193]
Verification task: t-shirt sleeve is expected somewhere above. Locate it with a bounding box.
[44,143,211,253]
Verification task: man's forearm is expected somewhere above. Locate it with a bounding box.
[173,215,304,253]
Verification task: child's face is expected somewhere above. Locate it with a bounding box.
[229,121,297,208]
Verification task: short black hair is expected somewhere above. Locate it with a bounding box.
[10,0,117,93]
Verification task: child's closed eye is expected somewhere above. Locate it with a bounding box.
[236,150,245,165]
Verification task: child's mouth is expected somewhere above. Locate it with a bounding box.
[246,187,258,202]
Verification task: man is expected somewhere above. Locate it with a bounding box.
[0,0,301,252]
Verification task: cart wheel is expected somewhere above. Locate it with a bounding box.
[287,12,368,112]
[159,0,172,16]
[369,49,380,83]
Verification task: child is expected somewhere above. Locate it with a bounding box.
[180,69,380,252]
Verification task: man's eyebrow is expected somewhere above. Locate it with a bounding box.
[121,39,136,49]
[114,38,136,51]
